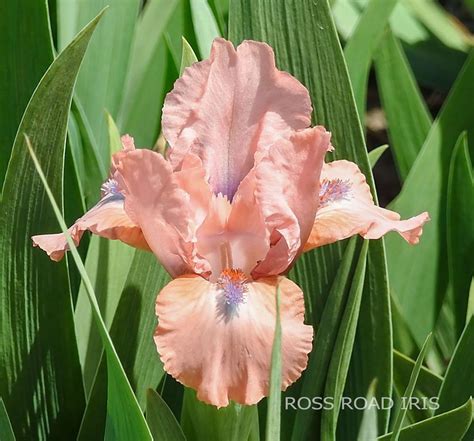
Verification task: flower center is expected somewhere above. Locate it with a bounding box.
[217,268,248,306]
[101,178,120,197]
[319,178,352,208]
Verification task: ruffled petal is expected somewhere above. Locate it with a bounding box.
[114,149,211,277]
[163,38,312,199]
[154,275,313,407]
[32,193,148,261]
[252,127,331,276]
[304,160,430,250]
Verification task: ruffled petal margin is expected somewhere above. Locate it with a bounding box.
[252,126,331,276]
[304,160,430,251]
[114,149,212,277]
[154,275,313,407]
[163,38,312,199]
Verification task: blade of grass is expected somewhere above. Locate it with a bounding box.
[118,0,179,147]
[180,37,198,75]
[437,315,474,441]
[189,0,221,58]
[77,250,169,440]
[146,389,186,441]
[73,0,140,164]
[0,0,53,191]
[374,30,432,180]
[447,133,473,337]
[343,0,398,119]
[386,51,474,346]
[181,390,258,441]
[0,399,15,441]
[74,110,136,395]
[26,136,152,440]
[320,241,369,441]
[290,238,359,440]
[393,350,443,399]
[106,111,123,154]
[390,334,432,441]
[266,286,282,441]
[357,380,378,441]
[401,0,472,51]
[0,13,105,439]
[378,399,473,441]
[369,145,389,168]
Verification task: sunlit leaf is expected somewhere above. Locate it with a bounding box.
[77,251,168,439]
[190,0,221,58]
[26,137,152,440]
[118,0,179,146]
[357,380,378,441]
[266,287,282,441]
[0,0,53,191]
[386,52,474,346]
[72,0,140,164]
[344,0,397,118]
[374,30,432,180]
[369,145,389,168]
[378,399,473,441]
[180,37,198,75]
[0,13,103,439]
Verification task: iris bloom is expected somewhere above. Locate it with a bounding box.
[33,39,429,407]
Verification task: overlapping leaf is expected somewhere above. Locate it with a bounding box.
[0,13,103,439]
[386,52,474,346]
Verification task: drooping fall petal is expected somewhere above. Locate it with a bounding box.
[32,192,149,261]
[154,274,313,407]
[114,148,212,277]
[304,160,430,251]
[163,38,312,199]
[251,126,331,276]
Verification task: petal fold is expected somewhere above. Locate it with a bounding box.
[114,149,212,277]
[163,38,312,198]
[154,275,313,407]
[252,126,331,276]
[304,160,430,251]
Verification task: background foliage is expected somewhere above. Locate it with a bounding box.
[0,0,473,440]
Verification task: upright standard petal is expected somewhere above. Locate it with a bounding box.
[252,127,331,276]
[114,149,211,277]
[32,190,148,261]
[163,38,312,199]
[304,160,430,251]
[154,275,313,407]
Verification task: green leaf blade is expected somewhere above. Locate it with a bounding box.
[0,13,104,439]
[146,389,186,441]
[266,287,282,441]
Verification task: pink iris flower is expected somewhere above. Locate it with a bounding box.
[33,39,429,407]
